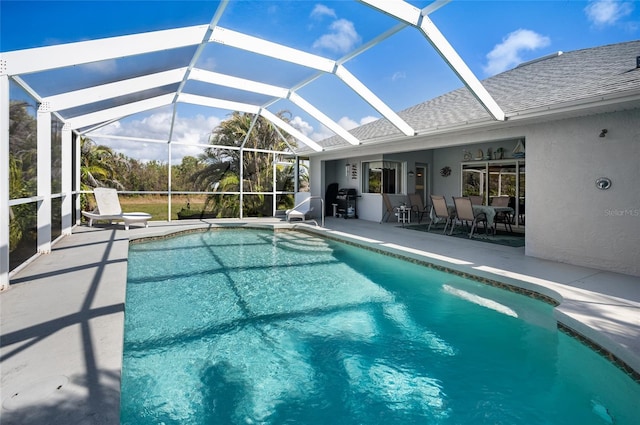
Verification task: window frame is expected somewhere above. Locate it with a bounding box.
[362,160,403,194]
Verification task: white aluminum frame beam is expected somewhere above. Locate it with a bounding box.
[359,0,505,121]
[3,16,416,144]
[61,124,73,235]
[209,26,414,136]
[418,15,505,121]
[66,94,175,130]
[288,92,360,146]
[179,93,260,114]
[36,107,52,254]
[190,68,289,98]
[335,65,415,136]
[0,75,10,289]
[179,93,322,152]
[1,25,208,75]
[210,27,336,73]
[170,1,229,145]
[260,109,323,152]
[42,68,187,112]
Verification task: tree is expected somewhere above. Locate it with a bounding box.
[191,111,298,217]
[8,101,37,252]
[172,156,205,191]
[80,136,124,191]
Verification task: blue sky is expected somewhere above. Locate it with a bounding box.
[2,0,639,158]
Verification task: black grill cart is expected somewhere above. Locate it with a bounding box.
[336,188,358,219]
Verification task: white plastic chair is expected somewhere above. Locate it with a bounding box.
[82,188,152,230]
[285,192,313,221]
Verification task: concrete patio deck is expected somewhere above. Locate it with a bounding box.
[1,217,639,424]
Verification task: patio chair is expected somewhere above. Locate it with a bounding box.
[286,192,314,221]
[491,196,513,232]
[82,187,152,230]
[469,195,484,205]
[381,193,396,223]
[408,193,429,223]
[428,195,454,234]
[451,196,488,238]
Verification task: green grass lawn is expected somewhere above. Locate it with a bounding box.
[115,194,295,221]
[118,195,207,221]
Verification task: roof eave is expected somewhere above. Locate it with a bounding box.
[505,89,640,122]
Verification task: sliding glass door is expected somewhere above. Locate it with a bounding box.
[461,160,525,227]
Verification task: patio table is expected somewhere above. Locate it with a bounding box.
[472,205,513,229]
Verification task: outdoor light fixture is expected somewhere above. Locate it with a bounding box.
[595,177,612,190]
[599,129,608,138]
[408,170,415,177]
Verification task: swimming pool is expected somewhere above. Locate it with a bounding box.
[121,228,639,424]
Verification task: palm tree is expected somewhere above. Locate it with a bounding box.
[79,136,128,212]
[192,111,297,217]
[80,136,124,191]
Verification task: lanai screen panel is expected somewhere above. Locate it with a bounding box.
[19,46,198,99]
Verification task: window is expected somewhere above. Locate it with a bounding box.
[362,161,403,194]
[461,159,525,226]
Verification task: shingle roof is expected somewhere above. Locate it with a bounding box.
[316,40,640,151]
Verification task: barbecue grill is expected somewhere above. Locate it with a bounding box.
[336,188,358,219]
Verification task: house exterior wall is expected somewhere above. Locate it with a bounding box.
[525,109,640,276]
[310,107,640,276]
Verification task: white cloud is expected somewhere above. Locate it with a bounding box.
[290,115,315,136]
[310,4,337,20]
[359,116,378,126]
[391,71,406,82]
[197,56,217,71]
[288,116,334,142]
[585,0,634,26]
[337,116,358,130]
[483,29,551,75]
[288,114,379,144]
[337,115,378,131]
[312,126,335,142]
[91,112,221,162]
[312,18,361,54]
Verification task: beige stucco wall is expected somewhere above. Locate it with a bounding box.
[525,109,640,276]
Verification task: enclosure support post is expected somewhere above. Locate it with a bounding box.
[37,106,52,254]
[61,124,72,235]
[0,75,10,290]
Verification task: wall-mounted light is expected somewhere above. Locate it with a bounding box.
[595,177,612,190]
[408,170,415,178]
[345,163,350,177]
[599,129,608,138]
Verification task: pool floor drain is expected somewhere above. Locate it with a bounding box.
[2,375,69,411]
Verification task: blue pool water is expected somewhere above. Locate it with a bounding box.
[121,229,639,424]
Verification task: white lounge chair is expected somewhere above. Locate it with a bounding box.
[285,192,314,221]
[82,187,152,230]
